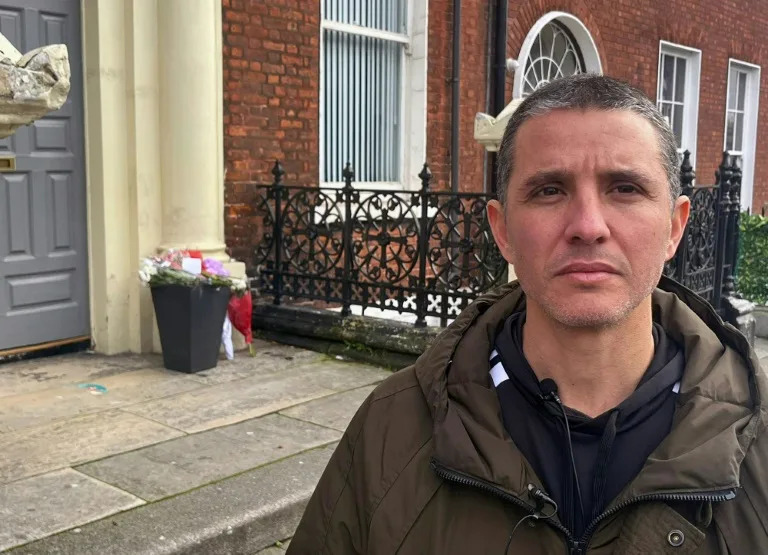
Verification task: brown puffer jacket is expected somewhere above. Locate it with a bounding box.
[288,277,768,554]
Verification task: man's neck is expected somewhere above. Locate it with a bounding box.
[522,299,655,418]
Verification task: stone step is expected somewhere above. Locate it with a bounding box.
[8,443,335,554]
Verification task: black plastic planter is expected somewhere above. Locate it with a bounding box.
[151,284,231,372]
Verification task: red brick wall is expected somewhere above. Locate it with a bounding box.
[427,0,492,192]
[425,1,453,190]
[223,0,768,264]
[495,0,768,206]
[223,0,320,265]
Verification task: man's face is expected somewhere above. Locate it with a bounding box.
[488,109,690,328]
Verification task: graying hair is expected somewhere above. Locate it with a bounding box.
[496,73,681,207]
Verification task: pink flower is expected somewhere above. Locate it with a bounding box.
[202,258,229,277]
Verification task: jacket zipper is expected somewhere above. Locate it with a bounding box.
[431,459,735,554]
[571,489,737,553]
[429,460,574,541]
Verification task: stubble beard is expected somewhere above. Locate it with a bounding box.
[523,266,663,330]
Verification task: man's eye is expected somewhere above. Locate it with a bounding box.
[614,183,639,194]
[537,186,562,197]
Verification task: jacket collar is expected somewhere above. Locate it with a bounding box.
[416,277,768,504]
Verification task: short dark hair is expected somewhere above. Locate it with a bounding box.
[496,73,681,207]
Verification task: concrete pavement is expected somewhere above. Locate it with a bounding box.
[3,335,767,554]
[0,340,390,553]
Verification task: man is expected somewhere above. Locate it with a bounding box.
[288,74,768,553]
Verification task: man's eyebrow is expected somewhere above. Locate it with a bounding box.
[520,169,570,190]
[518,168,658,189]
[602,169,656,185]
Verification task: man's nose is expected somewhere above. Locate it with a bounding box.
[563,191,611,245]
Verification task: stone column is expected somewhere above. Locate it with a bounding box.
[155,0,246,351]
[156,0,230,262]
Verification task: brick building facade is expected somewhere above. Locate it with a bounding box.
[223,0,768,267]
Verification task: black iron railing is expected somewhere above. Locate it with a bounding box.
[251,151,742,327]
[252,162,507,327]
[663,150,742,313]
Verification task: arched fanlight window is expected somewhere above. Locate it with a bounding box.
[513,12,602,100]
[522,20,585,96]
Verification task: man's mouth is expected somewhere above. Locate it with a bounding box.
[554,262,620,283]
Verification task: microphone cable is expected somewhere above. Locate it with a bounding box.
[540,378,585,525]
[503,485,558,555]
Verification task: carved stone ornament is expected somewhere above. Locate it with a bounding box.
[474,98,524,152]
[0,32,70,138]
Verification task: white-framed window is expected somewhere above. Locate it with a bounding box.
[724,59,761,211]
[513,12,602,99]
[656,41,701,164]
[320,0,427,190]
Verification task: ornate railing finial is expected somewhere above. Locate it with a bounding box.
[271,160,285,185]
[419,162,432,191]
[680,150,695,195]
[730,157,742,209]
[342,162,354,189]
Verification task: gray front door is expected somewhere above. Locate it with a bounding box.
[0,0,88,351]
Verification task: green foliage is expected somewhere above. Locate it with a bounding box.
[737,212,768,305]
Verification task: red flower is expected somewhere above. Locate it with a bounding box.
[228,291,253,348]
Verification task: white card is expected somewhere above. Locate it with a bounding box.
[181,257,202,275]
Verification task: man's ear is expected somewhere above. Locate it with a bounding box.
[666,195,691,261]
[487,199,516,265]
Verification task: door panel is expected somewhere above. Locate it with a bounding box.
[0,0,88,350]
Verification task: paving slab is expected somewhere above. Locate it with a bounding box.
[281,385,375,431]
[123,360,387,434]
[190,344,324,386]
[122,371,336,434]
[0,468,143,552]
[0,368,205,433]
[0,354,159,399]
[0,410,184,485]
[76,414,341,501]
[12,444,336,555]
[298,361,391,391]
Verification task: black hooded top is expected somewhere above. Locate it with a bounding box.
[491,312,685,537]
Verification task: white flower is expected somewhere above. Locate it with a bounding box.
[138,270,150,284]
[139,258,159,276]
[230,278,247,292]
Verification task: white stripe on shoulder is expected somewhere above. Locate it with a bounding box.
[672,381,681,394]
[490,349,499,361]
[490,362,509,387]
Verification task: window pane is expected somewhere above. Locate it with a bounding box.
[672,105,683,147]
[735,112,744,151]
[725,111,736,151]
[560,52,578,78]
[539,22,554,63]
[523,22,583,96]
[322,30,402,182]
[738,71,747,111]
[659,102,672,126]
[662,54,675,101]
[674,57,686,103]
[324,0,407,33]
[728,67,739,110]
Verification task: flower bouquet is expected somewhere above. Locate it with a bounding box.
[139,249,248,372]
[138,249,247,293]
